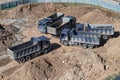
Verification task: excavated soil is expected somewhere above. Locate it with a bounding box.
[0,3,120,80]
[0,24,17,54]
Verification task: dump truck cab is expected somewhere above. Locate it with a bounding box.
[31,36,50,49]
[75,23,84,31]
[60,28,78,44]
[66,15,76,27]
[38,18,52,33]
[60,29,70,45]
[75,23,91,31]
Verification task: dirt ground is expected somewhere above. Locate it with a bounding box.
[0,3,120,80]
[0,24,17,54]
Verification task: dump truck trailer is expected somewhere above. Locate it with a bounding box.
[75,23,114,39]
[72,28,101,38]
[60,29,100,49]
[47,16,76,36]
[38,12,64,33]
[7,36,51,63]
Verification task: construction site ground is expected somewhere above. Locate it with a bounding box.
[0,3,120,80]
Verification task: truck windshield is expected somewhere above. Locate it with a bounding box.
[39,23,46,26]
[60,34,65,38]
[42,40,50,46]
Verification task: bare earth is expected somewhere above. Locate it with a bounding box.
[0,3,120,80]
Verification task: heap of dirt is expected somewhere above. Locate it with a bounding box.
[1,3,67,20]
[79,9,112,23]
[3,54,63,80]
[3,49,116,80]
[0,3,120,80]
[0,3,119,22]
[0,24,17,54]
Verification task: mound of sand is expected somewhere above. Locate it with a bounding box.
[0,25,17,54]
[79,9,113,24]
[3,49,108,80]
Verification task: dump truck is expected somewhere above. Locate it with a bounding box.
[60,28,100,49]
[75,23,114,39]
[47,16,76,36]
[7,36,51,63]
[38,12,64,33]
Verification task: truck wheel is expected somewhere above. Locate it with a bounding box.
[20,58,26,63]
[82,44,87,49]
[44,48,48,54]
[102,35,108,40]
[88,44,94,49]
[63,41,68,46]
[31,54,36,58]
[26,56,31,61]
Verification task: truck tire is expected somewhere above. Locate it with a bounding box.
[102,35,108,40]
[88,44,94,49]
[26,56,31,61]
[82,44,87,49]
[20,57,26,63]
[63,41,69,46]
[44,48,48,54]
[69,41,73,46]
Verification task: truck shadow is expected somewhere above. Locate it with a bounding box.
[49,43,61,52]
[99,38,107,47]
[112,31,120,38]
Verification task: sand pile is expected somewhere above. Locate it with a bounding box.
[79,9,113,24]
[0,25,17,54]
[3,54,63,80]
[3,3,67,20]
[3,49,111,80]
